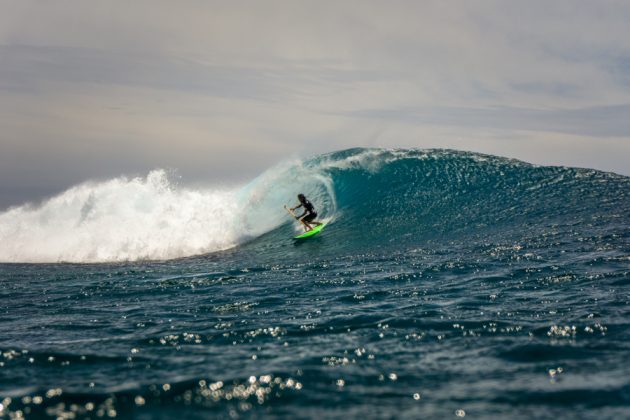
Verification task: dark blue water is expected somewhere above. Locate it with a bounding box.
[1,149,629,419]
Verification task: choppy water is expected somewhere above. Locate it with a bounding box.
[1,148,629,419]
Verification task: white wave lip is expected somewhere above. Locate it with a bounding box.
[0,159,338,263]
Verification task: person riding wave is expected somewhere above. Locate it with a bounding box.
[289,194,322,231]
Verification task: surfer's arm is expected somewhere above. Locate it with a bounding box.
[290,204,303,211]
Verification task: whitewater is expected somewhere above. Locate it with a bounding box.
[0,157,338,262]
[1,148,629,419]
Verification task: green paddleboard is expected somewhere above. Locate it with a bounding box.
[294,223,326,239]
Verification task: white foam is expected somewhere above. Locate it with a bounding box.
[0,163,337,263]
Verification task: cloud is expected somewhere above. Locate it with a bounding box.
[1,0,630,209]
[345,103,630,138]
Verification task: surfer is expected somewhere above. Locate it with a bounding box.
[289,194,322,231]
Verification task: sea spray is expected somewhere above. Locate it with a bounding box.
[0,170,242,262]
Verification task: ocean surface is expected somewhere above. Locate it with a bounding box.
[1,148,629,419]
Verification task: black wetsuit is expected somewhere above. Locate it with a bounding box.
[300,199,317,223]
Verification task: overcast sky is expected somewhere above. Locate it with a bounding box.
[1,0,629,209]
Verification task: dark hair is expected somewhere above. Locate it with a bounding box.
[298,194,305,202]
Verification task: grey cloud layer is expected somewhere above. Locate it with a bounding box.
[347,104,630,138]
[1,0,629,209]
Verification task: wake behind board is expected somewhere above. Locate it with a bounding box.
[294,223,326,240]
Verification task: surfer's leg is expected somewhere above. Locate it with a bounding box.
[301,214,316,230]
[300,216,312,231]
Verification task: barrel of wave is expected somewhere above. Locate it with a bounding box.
[236,159,337,236]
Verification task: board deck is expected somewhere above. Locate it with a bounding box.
[294,223,326,239]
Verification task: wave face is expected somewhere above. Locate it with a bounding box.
[1,148,628,263]
[311,148,630,251]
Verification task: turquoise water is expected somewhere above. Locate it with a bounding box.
[1,148,629,419]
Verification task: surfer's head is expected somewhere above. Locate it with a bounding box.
[297,194,306,203]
